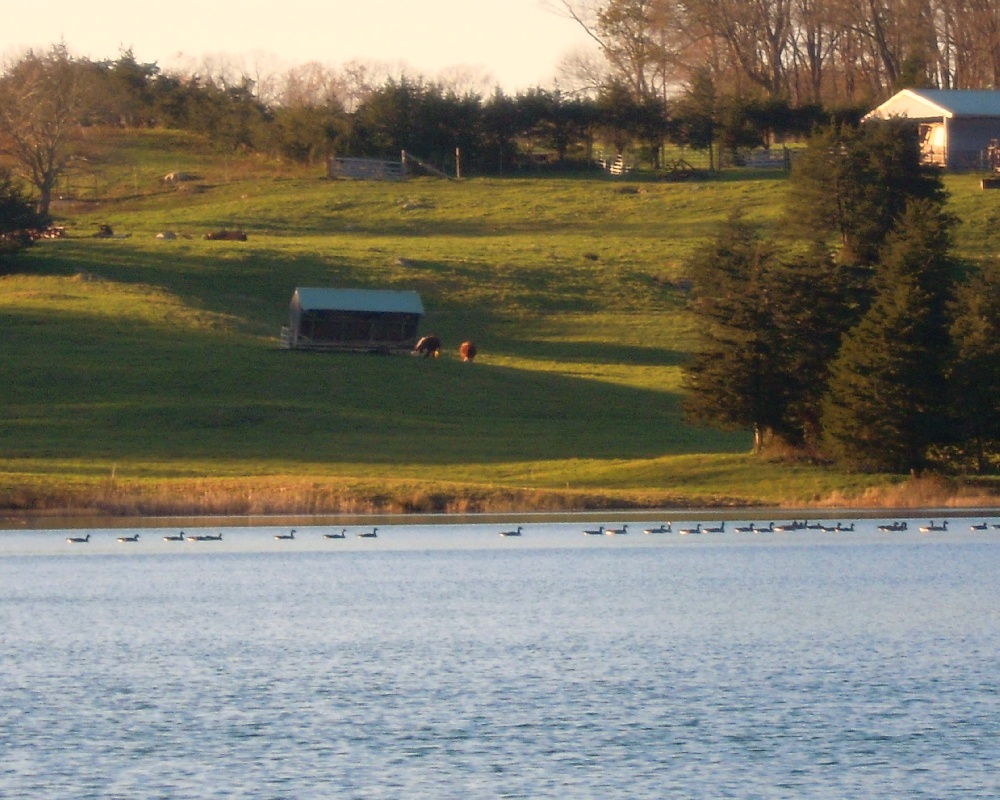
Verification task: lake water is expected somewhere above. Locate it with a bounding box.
[1,518,999,798]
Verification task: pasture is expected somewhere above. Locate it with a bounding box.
[2,130,998,513]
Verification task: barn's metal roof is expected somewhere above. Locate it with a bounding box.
[293,288,424,315]
[866,89,1000,121]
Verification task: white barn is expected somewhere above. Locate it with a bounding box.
[865,89,1000,170]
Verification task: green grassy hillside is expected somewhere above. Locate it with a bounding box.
[2,130,997,514]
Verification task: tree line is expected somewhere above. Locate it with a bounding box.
[553,0,1000,107]
[683,119,1000,475]
[0,45,866,220]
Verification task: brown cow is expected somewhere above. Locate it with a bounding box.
[460,341,477,362]
[413,335,441,358]
[204,229,248,241]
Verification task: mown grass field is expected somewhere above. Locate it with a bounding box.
[2,129,999,514]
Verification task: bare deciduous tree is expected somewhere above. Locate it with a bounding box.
[0,44,90,219]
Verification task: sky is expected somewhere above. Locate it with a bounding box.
[0,0,596,93]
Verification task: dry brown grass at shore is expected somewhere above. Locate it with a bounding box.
[0,476,757,517]
[813,474,1000,509]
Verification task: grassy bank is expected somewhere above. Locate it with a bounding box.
[2,130,999,514]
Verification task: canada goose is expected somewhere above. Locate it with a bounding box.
[499,526,523,537]
[357,527,378,538]
[274,529,295,540]
[324,529,347,539]
[116,533,139,543]
[703,522,725,534]
[163,531,185,541]
[643,523,671,534]
[918,520,948,533]
[835,522,854,532]
[678,523,702,535]
[605,524,628,535]
[877,521,907,532]
[66,533,90,544]
[583,526,604,536]
[756,522,776,533]
[734,522,756,533]
[970,522,988,531]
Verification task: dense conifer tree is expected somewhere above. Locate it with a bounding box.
[820,200,956,472]
[947,261,1000,473]
[683,212,789,451]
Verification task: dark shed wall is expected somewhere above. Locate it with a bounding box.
[948,118,1000,168]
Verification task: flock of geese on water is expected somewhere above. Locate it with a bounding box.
[64,527,379,544]
[63,519,999,544]
[507,518,998,537]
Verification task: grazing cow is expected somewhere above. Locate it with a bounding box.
[413,335,441,358]
[204,229,248,241]
[459,341,477,362]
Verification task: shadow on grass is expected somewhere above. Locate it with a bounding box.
[1,303,745,468]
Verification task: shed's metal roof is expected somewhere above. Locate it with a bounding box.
[866,89,1000,121]
[293,288,424,315]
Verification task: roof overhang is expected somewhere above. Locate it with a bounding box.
[293,288,424,315]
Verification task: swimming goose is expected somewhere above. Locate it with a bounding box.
[499,526,523,537]
[605,524,628,535]
[970,521,988,531]
[357,527,378,538]
[643,523,671,534]
[678,523,702,535]
[116,533,139,543]
[163,531,185,541]
[582,526,604,536]
[66,533,90,543]
[274,529,296,540]
[703,522,725,534]
[324,529,347,539]
[918,520,948,533]
[877,521,907,532]
[733,522,756,533]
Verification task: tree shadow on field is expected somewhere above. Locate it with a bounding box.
[0,303,745,467]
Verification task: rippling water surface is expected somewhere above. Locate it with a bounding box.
[1,520,999,798]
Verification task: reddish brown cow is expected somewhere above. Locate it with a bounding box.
[460,341,477,362]
[413,335,441,358]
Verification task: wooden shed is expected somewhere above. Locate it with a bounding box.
[864,89,1000,169]
[282,288,424,353]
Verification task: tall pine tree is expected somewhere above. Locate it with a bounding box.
[820,200,955,472]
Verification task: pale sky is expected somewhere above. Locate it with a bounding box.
[0,0,596,93]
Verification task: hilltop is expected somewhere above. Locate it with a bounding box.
[2,130,999,516]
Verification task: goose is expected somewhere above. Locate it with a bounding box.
[678,523,702,535]
[806,521,825,530]
[918,520,948,533]
[163,531,185,541]
[703,521,725,534]
[877,521,907,532]
[116,533,139,543]
[66,533,90,544]
[324,529,347,539]
[970,521,988,531]
[733,522,756,533]
[499,526,523,537]
[357,527,378,538]
[582,526,605,536]
[274,529,296,540]
[756,522,776,533]
[605,524,629,535]
[835,522,854,532]
[818,523,839,532]
[643,523,671,534]
[993,524,1000,530]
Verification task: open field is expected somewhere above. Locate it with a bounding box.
[3,130,1000,514]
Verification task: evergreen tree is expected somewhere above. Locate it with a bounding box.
[786,121,946,267]
[820,200,955,472]
[683,212,788,451]
[947,261,1000,473]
